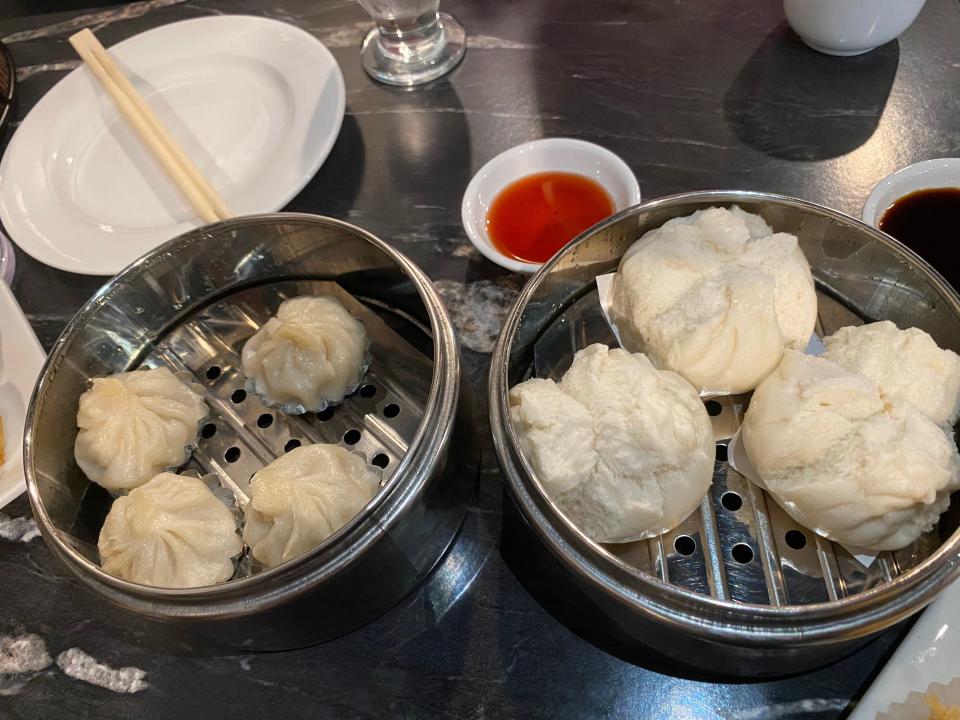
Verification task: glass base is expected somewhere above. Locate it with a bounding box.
[361,13,466,87]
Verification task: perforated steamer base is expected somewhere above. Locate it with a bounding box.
[26,214,475,652]
[75,280,432,578]
[530,286,944,607]
[491,192,960,675]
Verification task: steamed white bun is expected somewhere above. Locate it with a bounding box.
[243,444,380,568]
[98,473,242,588]
[75,367,207,491]
[742,350,960,551]
[823,321,960,427]
[242,296,369,413]
[610,206,817,394]
[509,344,714,543]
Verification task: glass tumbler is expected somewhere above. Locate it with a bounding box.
[356,0,466,86]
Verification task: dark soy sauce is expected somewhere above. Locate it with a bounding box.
[879,187,960,289]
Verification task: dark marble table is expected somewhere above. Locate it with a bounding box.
[2,0,958,717]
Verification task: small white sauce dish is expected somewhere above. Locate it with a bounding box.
[461,138,641,273]
[783,0,926,57]
[862,158,960,227]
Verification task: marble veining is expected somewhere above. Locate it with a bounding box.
[346,106,564,121]
[0,513,40,543]
[55,648,148,694]
[312,19,366,48]
[15,60,80,82]
[0,633,52,697]
[731,699,851,719]
[468,35,539,50]
[452,243,480,258]
[0,633,51,675]
[435,277,525,354]
[1,0,187,43]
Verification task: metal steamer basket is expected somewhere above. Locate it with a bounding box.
[26,214,475,651]
[489,191,960,676]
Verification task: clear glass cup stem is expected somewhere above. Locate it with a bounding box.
[356,0,466,86]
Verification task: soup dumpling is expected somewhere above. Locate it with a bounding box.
[98,472,242,588]
[243,444,380,568]
[242,296,369,413]
[75,367,207,491]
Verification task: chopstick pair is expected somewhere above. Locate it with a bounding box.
[68,28,231,224]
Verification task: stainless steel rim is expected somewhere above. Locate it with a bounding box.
[25,213,461,616]
[489,190,960,646]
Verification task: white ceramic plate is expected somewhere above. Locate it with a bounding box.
[847,579,960,719]
[461,138,641,273]
[0,15,345,276]
[0,282,45,509]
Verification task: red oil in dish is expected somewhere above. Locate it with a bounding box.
[486,171,614,264]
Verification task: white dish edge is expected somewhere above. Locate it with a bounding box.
[0,282,45,509]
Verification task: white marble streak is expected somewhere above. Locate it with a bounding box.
[315,20,367,48]
[584,128,738,152]
[0,513,40,543]
[315,22,537,51]
[347,107,562,121]
[56,648,148,694]
[435,278,524,354]
[730,698,849,719]
[2,0,187,44]
[25,312,77,322]
[468,35,538,50]
[0,634,52,697]
[0,634,51,675]
[183,3,225,16]
[16,61,80,82]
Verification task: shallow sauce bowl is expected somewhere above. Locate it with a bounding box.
[461,138,641,273]
[862,157,960,227]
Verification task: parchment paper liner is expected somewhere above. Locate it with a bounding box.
[876,677,960,720]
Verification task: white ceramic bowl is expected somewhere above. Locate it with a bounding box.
[862,158,960,227]
[461,138,641,273]
[783,0,926,56]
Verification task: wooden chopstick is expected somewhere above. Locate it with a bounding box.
[68,28,231,224]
